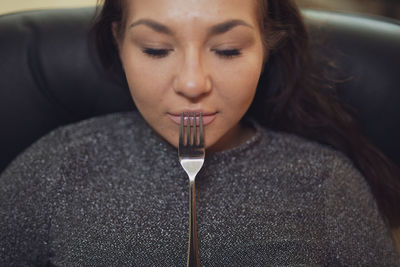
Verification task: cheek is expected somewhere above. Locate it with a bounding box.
[121,54,168,110]
[215,58,262,111]
[125,69,154,108]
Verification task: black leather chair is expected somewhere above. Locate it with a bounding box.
[0,8,399,173]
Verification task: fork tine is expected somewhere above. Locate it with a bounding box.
[179,113,184,147]
[185,113,191,146]
[199,113,204,147]
[193,113,197,146]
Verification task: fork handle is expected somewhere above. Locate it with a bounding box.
[187,180,201,267]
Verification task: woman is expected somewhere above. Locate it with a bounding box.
[1,0,399,265]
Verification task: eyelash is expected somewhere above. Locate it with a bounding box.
[214,49,242,58]
[142,48,242,59]
[142,48,172,58]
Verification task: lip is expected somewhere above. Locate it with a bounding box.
[167,111,217,126]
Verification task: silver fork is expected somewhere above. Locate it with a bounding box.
[178,112,205,267]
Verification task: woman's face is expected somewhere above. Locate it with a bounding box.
[116,0,265,151]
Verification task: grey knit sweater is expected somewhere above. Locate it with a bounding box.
[0,111,399,266]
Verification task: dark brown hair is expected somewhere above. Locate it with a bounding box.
[93,0,400,227]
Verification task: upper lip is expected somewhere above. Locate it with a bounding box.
[168,110,217,116]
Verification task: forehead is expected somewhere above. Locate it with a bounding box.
[123,0,259,25]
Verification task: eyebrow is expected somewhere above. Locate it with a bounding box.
[209,19,254,35]
[128,19,254,35]
[129,19,172,34]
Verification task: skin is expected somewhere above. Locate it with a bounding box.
[115,0,265,152]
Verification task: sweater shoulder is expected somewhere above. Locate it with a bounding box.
[259,128,359,179]
[45,111,144,144]
[267,129,353,165]
[1,112,144,177]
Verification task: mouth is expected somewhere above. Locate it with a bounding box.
[167,111,217,126]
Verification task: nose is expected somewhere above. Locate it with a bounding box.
[173,48,212,101]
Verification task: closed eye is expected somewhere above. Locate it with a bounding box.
[142,48,172,58]
[213,49,242,58]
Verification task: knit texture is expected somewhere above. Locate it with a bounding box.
[1,111,399,266]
